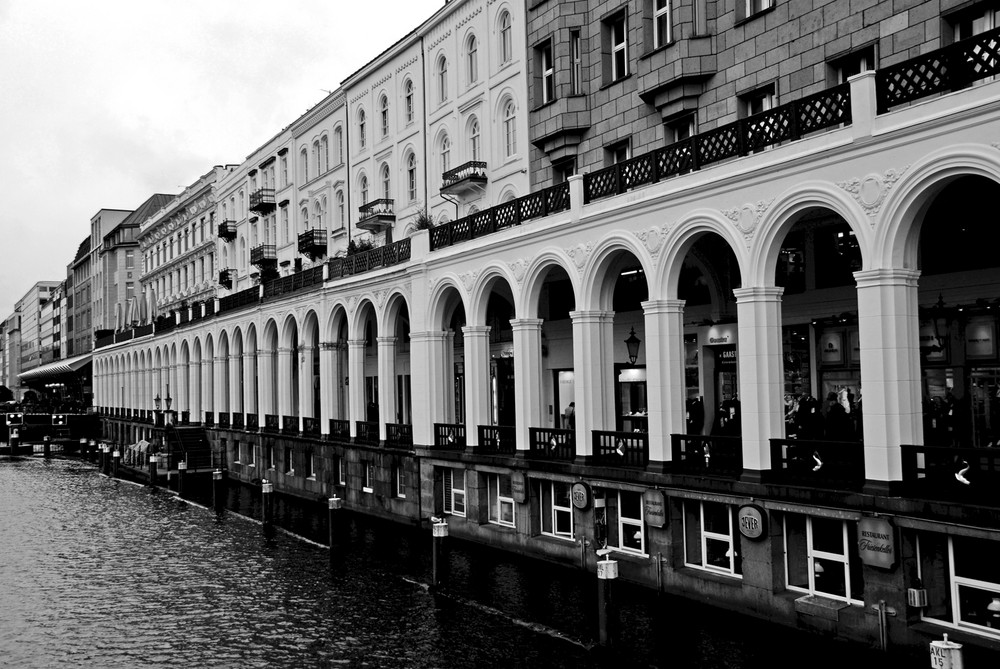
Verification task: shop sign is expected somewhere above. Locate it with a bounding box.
[737,504,766,541]
[706,323,738,346]
[511,472,527,503]
[643,489,666,528]
[966,316,996,359]
[857,517,895,568]
[717,345,738,371]
[571,482,591,510]
[820,332,843,364]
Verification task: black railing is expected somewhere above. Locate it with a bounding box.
[180,410,190,426]
[219,269,233,289]
[249,188,276,213]
[477,425,516,455]
[528,427,575,461]
[433,423,466,450]
[877,26,1000,112]
[584,83,851,204]
[218,220,237,240]
[217,412,230,428]
[250,244,277,266]
[246,413,259,431]
[593,430,649,468]
[902,444,1000,507]
[441,160,488,190]
[430,182,571,251]
[282,415,298,435]
[232,413,244,430]
[263,414,279,433]
[302,417,320,437]
[670,434,743,478]
[297,228,328,258]
[358,198,395,227]
[386,423,413,449]
[204,412,214,428]
[769,439,866,491]
[263,265,324,299]
[329,419,351,440]
[355,421,379,446]
[328,238,412,278]
[95,333,115,349]
[219,286,260,314]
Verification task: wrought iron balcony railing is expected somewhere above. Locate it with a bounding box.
[249,188,276,213]
[670,434,743,479]
[218,220,237,241]
[441,160,488,194]
[328,238,411,279]
[250,244,277,267]
[769,438,865,491]
[527,427,575,461]
[218,269,233,289]
[477,425,516,455]
[357,198,395,231]
[592,430,649,468]
[433,423,466,450]
[297,228,327,259]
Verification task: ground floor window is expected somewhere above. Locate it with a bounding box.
[596,489,645,555]
[265,444,274,470]
[537,480,574,540]
[283,446,293,475]
[683,500,742,576]
[919,532,1000,636]
[784,514,863,603]
[441,467,466,516]
[487,473,515,528]
[334,455,346,486]
[305,450,315,479]
[363,460,375,493]
[394,465,406,498]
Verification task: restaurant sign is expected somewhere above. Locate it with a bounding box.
[857,516,895,568]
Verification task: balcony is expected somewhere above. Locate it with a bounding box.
[218,269,233,289]
[386,423,413,449]
[328,238,411,278]
[902,444,1000,509]
[357,198,395,232]
[769,439,865,491]
[592,430,649,468]
[297,228,327,260]
[440,161,488,196]
[250,244,277,268]
[218,219,237,241]
[329,419,351,441]
[249,188,276,214]
[670,435,743,479]
[477,425,516,456]
[527,427,575,462]
[355,421,379,446]
[433,423,466,450]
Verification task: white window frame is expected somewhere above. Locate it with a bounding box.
[306,451,316,480]
[438,56,448,104]
[380,163,391,200]
[502,100,516,158]
[335,455,346,485]
[360,174,368,206]
[488,473,516,528]
[441,135,451,175]
[745,0,774,18]
[683,500,742,577]
[395,466,406,499]
[266,443,274,470]
[380,96,389,138]
[406,154,417,202]
[467,34,478,86]
[783,515,862,604]
[363,460,374,493]
[404,80,414,124]
[541,42,555,104]
[499,11,512,64]
[611,14,628,81]
[570,30,582,95]
[918,534,1000,637]
[615,490,645,555]
[358,109,367,150]
[442,467,466,517]
[654,0,672,49]
[283,446,292,476]
[540,480,574,540]
[469,118,481,162]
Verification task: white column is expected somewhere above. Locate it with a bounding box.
[258,350,274,420]
[213,356,226,416]
[189,359,200,420]
[277,347,294,418]
[377,336,397,440]
[463,325,492,448]
[734,286,785,478]
[299,344,316,419]
[570,311,616,458]
[511,318,543,452]
[230,354,243,415]
[410,331,448,447]
[643,300,686,464]
[201,356,214,419]
[319,342,335,435]
[347,339,367,437]
[242,351,256,416]
[855,268,922,487]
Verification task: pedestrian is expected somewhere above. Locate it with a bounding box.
[563,402,575,429]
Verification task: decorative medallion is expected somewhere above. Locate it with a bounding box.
[722,198,774,235]
[508,258,529,284]
[837,166,909,224]
[565,242,594,272]
[635,225,667,256]
[459,269,479,292]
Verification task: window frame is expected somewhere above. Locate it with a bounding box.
[499,10,513,64]
[358,108,367,150]
[442,467,466,517]
[539,480,575,540]
[539,40,555,104]
[570,30,583,95]
[918,533,1000,637]
[363,460,375,493]
[467,34,479,86]
[395,465,407,499]
[607,11,629,83]
[615,490,646,555]
[406,153,417,202]
[469,117,481,162]
[488,473,516,528]
[380,95,389,139]
[783,514,863,604]
[438,55,449,104]
[654,0,672,49]
[404,80,415,124]
[502,100,517,158]
[682,500,743,577]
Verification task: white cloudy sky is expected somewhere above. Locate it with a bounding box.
[0,0,443,319]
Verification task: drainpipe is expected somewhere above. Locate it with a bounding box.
[421,34,429,219]
[344,103,352,244]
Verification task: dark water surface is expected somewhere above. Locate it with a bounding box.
[1,457,914,668]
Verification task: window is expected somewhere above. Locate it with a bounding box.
[321,135,329,172]
[740,84,776,151]
[441,135,451,174]
[281,155,288,186]
[918,533,1000,637]
[683,500,743,576]
[694,0,708,34]
[604,12,629,82]
[380,163,391,200]
[265,443,274,469]
[499,10,512,64]
[784,514,863,603]
[596,489,645,554]
[380,95,389,138]
[502,99,517,158]
[553,158,576,185]
[335,191,345,229]
[125,250,134,269]
[488,473,515,527]
[829,46,876,85]
[281,208,289,243]
[654,0,672,49]
[305,450,315,479]
[358,108,367,150]
[538,480,574,540]
[406,154,417,202]
[404,80,414,124]
[570,30,582,95]
[363,460,375,493]
[666,114,695,144]
[360,174,369,205]
[467,34,478,85]
[441,467,466,516]
[125,282,134,302]
[743,0,774,20]
[313,200,324,229]
[334,127,344,164]
[394,465,406,498]
[951,3,1000,41]
[283,446,293,475]
[333,455,346,485]
[438,55,448,103]
[539,41,555,104]
[605,139,631,166]
[469,118,481,162]
[300,149,308,182]
[312,140,320,176]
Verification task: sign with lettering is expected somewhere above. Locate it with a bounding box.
[642,489,667,528]
[706,323,738,346]
[511,472,527,503]
[857,516,895,569]
[737,504,766,541]
[717,345,738,371]
[571,482,591,510]
[820,332,843,364]
[966,316,996,359]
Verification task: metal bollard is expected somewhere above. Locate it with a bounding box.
[97,444,106,473]
[43,435,51,459]
[148,454,159,487]
[103,444,112,476]
[88,439,96,462]
[212,469,225,511]
[328,496,343,552]
[596,552,619,648]
[112,448,120,478]
[177,461,187,498]
[261,479,274,529]
[929,634,963,668]
[431,517,449,588]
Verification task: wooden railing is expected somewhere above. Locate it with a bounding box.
[769,439,866,491]
[902,444,1000,507]
[528,427,576,461]
[355,421,379,446]
[477,425,516,455]
[592,430,649,468]
[433,423,466,450]
[386,423,413,449]
[670,434,743,478]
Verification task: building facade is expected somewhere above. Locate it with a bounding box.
[90,0,1000,658]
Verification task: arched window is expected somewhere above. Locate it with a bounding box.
[380,95,389,138]
[229,196,235,221]
[499,11,512,64]
[312,140,321,176]
[240,237,246,269]
[467,34,478,85]
[358,108,367,150]
[380,163,391,200]
[502,99,517,158]
[334,127,344,164]
[469,117,481,162]
[222,202,228,221]
[336,191,345,229]
[238,190,245,219]
[404,80,414,123]
[406,153,417,202]
[438,55,448,103]
[300,148,308,181]
[313,200,323,229]
[441,134,451,174]
[321,135,329,172]
[360,174,369,205]
[301,207,308,231]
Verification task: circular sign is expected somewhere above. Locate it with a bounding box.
[571,482,591,510]
[737,504,766,541]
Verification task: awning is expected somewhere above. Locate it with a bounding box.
[17,353,92,382]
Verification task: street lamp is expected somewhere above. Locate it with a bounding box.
[153,393,162,411]
[165,383,172,411]
[624,327,641,366]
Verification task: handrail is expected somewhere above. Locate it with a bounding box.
[328,238,412,279]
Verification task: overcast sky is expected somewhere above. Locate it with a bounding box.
[0,0,444,319]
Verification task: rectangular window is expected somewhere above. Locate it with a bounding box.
[570,30,582,95]
[538,41,555,104]
[306,450,315,479]
[616,490,645,554]
[247,443,256,468]
[538,480,574,540]
[363,460,375,493]
[284,446,293,475]
[605,139,631,167]
[125,282,134,302]
[828,46,876,86]
[683,500,743,576]
[125,250,134,269]
[394,466,407,499]
[742,0,773,21]
[784,514,863,603]
[488,473,515,527]
[332,455,346,485]
[741,86,774,117]
[951,4,1000,41]
[442,467,466,516]
[605,12,629,82]
[919,533,1000,637]
[654,0,671,49]
[265,444,274,470]
[665,114,695,145]
[553,158,576,185]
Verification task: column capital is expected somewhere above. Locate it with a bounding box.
[376,336,398,346]
[641,299,686,315]
[319,341,338,351]
[463,325,492,336]
[277,347,294,355]
[510,318,544,331]
[409,330,449,343]
[733,286,784,302]
[569,310,615,324]
[853,268,921,289]
[348,338,367,350]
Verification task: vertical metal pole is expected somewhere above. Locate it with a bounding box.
[431,518,449,588]
[212,469,224,511]
[328,496,342,558]
[261,479,274,530]
[43,436,51,459]
[597,557,618,647]
[148,453,158,487]
[112,448,120,478]
[177,460,187,499]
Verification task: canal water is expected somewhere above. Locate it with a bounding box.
[1,456,918,668]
